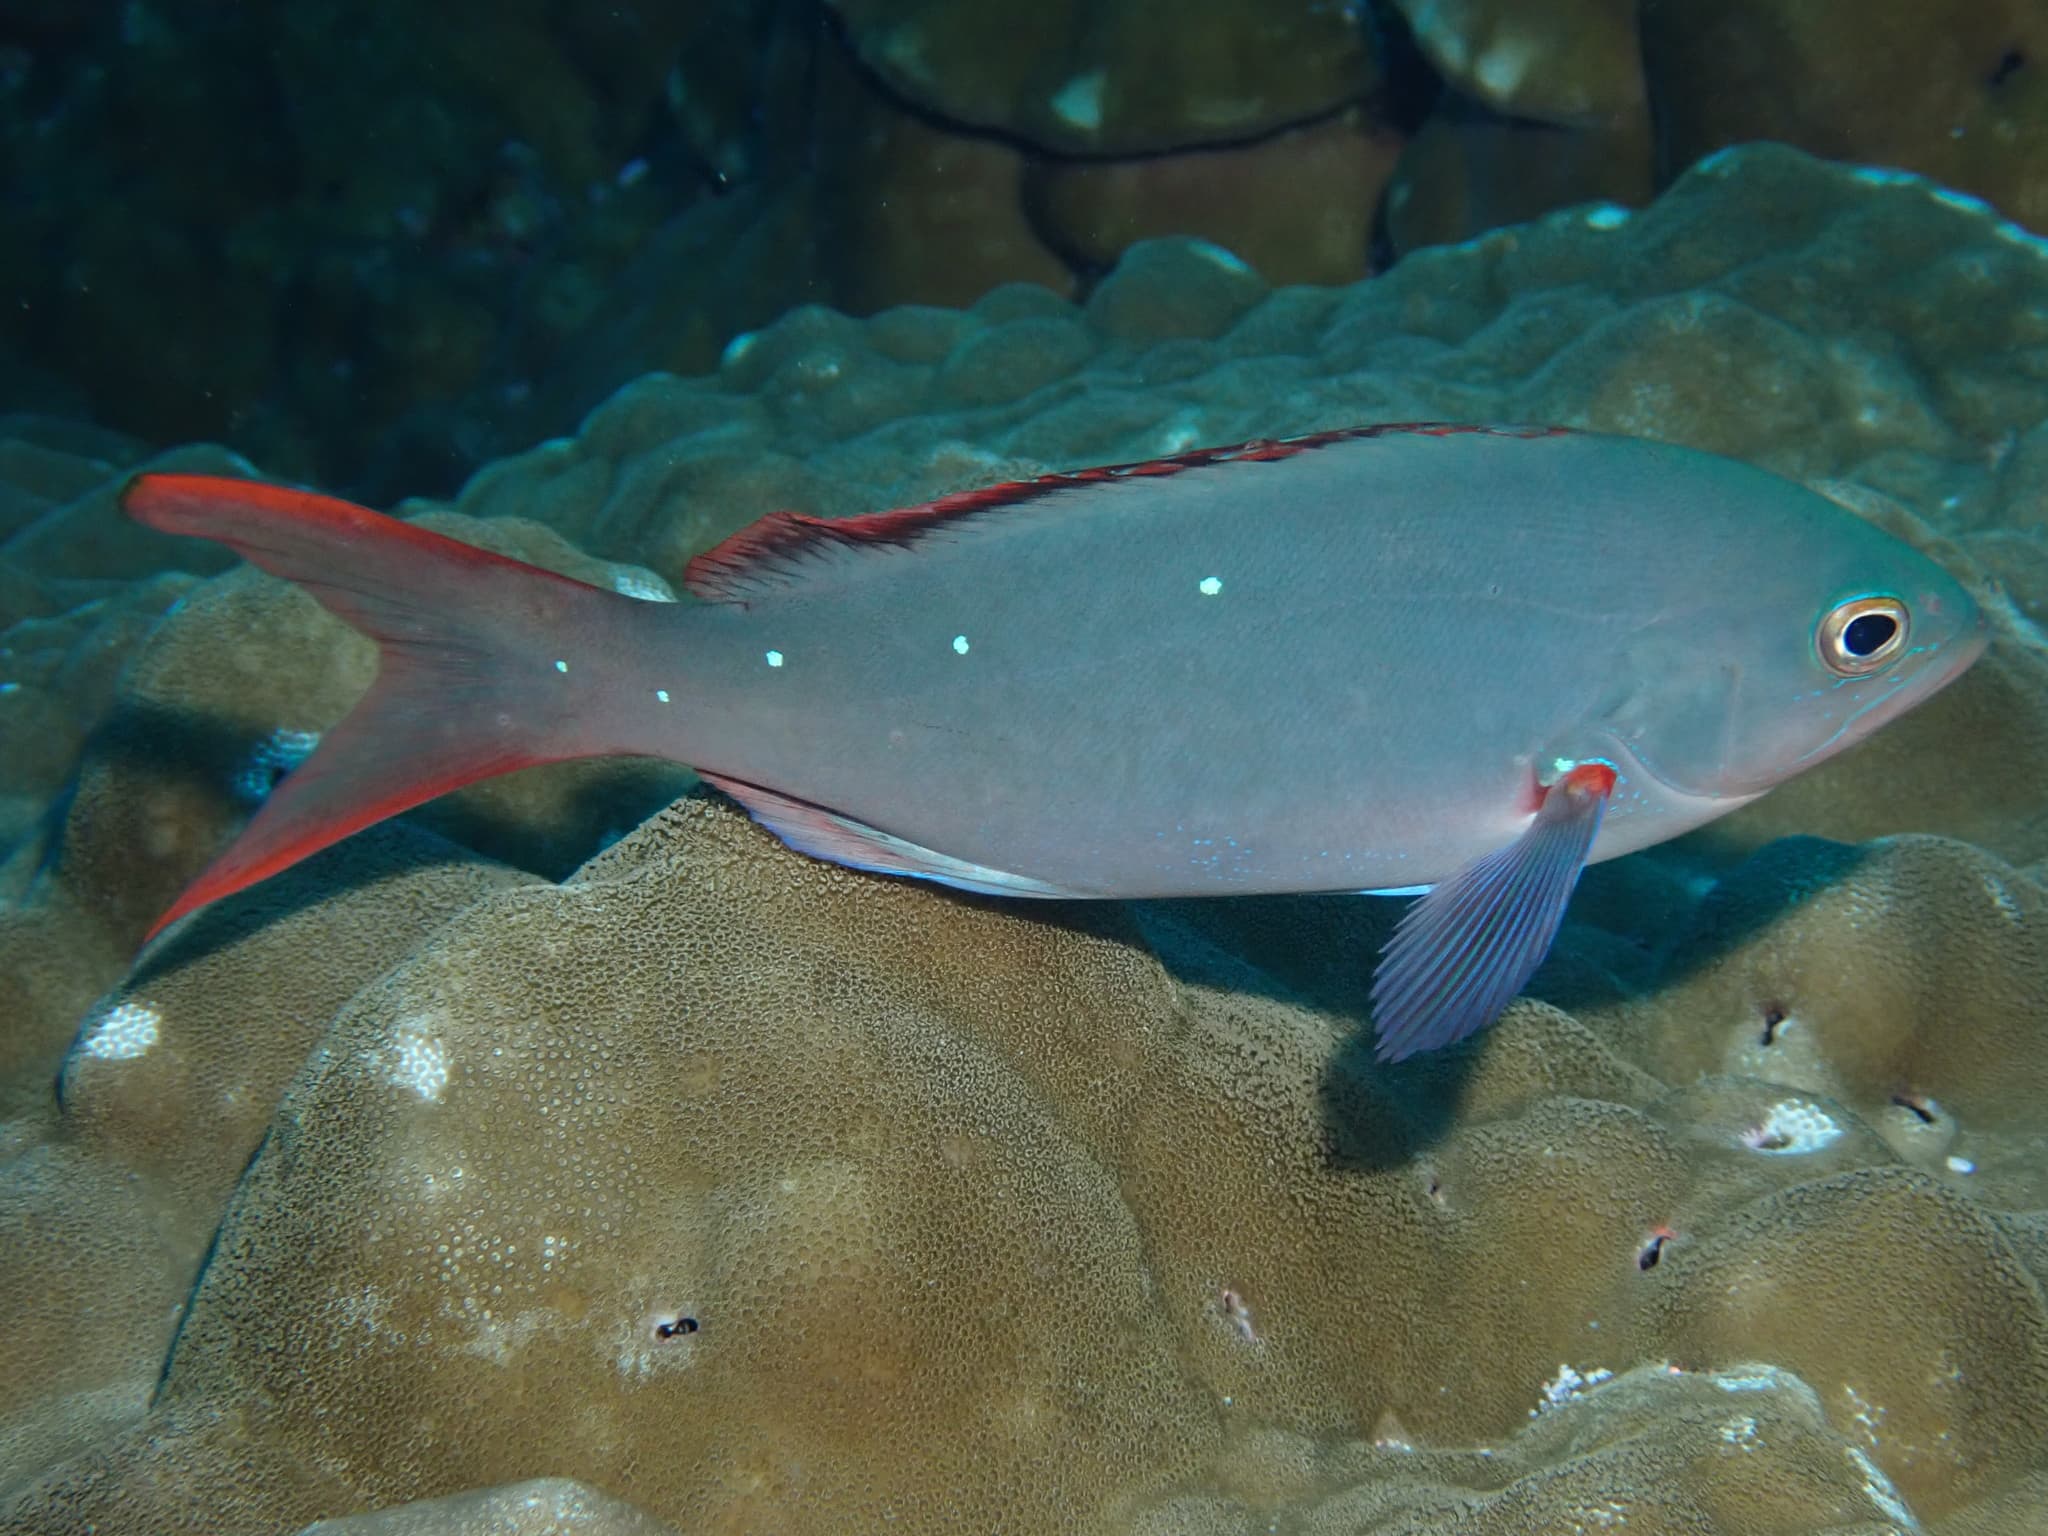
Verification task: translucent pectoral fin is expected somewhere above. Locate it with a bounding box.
[1369,763,1615,1063]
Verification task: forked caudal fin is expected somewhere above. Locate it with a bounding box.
[121,474,658,940]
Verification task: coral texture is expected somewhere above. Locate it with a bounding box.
[819,0,1380,156]
[11,2,2046,513]
[3,145,2047,1533]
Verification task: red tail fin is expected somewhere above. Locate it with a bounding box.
[122,474,644,940]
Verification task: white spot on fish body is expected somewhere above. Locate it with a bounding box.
[1947,1154,1976,1174]
[1198,576,1223,596]
[82,999,161,1060]
[952,634,970,655]
[765,650,784,668]
[1051,70,1106,132]
[1584,203,1630,230]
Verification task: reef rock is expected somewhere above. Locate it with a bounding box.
[1390,0,1645,127]
[4,145,2048,1533]
[819,0,1379,156]
[1641,0,2048,233]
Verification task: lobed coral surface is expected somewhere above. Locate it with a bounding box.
[2,144,2048,1533]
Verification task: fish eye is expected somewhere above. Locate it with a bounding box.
[1816,595,1910,676]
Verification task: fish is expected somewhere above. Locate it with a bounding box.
[119,423,1988,1061]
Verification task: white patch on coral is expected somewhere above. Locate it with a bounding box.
[1981,872,2023,924]
[1720,1414,1759,1451]
[1215,1286,1259,1344]
[951,634,970,655]
[1709,1364,1812,1401]
[1154,418,1203,454]
[1190,239,1250,274]
[1946,1154,1976,1174]
[610,568,676,602]
[456,1305,545,1367]
[232,726,320,802]
[1199,576,1223,596]
[1843,1383,1885,1447]
[720,330,757,368]
[1405,2,1469,71]
[1740,1099,1842,1155]
[389,1023,450,1102]
[1473,38,1536,100]
[1584,203,1631,230]
[81,998,161,1060]
[1050,70,1106,133]
[1929,185,1995,222]
[1531,1362,1613,1416]
[1564,1500,1629,1530]
[1846,1444,1921,1531]
[333,1284,395,1339]
[1993,219,2048,259]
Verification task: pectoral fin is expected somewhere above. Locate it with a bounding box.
[1370,763,1616,1063]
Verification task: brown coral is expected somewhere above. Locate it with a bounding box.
[4,145,2048,1533]
[820,0,1379,156]
[10,797,2048,1531]
[1641,0,2048,233]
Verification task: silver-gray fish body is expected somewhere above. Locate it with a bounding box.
[644,427,1984,898]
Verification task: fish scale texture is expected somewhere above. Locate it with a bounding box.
[3,143,2048,1532]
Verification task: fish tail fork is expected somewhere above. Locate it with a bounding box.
[121,473,665,940]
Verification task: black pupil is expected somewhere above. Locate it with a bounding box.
[1842,612,1897,657]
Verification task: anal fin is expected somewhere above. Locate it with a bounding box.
[698,772,1080,898]
[1370,763,1615,1063]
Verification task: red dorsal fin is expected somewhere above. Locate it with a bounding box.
[682,423,1572,603]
